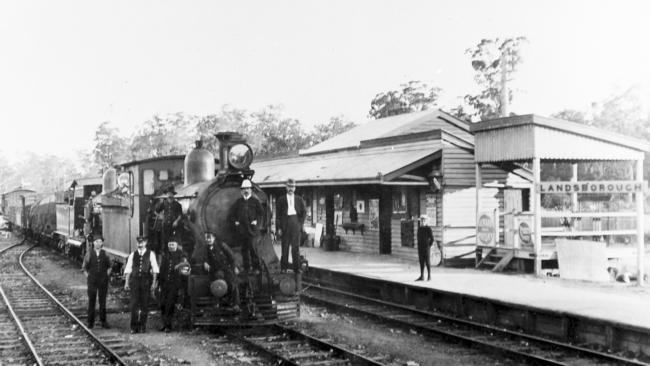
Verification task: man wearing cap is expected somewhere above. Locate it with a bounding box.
[416,215,434,281]
[201,232,240,309]
[124,235,159,333]
[155,187,183,254]
[230,179,264,273]
[275,178,306,273]
[85,191,101,238]
[158,238,186,332]
[82,236,112,329]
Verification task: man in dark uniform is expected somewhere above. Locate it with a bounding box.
[86,191,101,238]
[124,235,159,333]
[416,215,434,281]
[200,232,240,310]
[275,178,306,273]
[155,187,182,254]
[82,236,112,328]
[230,179,263,273]
[158,238,186,332]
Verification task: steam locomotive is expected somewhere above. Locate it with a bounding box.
[94,132,300,326]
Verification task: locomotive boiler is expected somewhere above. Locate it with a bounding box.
[99,132,300,326]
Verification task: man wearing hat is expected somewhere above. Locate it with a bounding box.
[275,178,306,273]
[82,236,112,329]
[416,215,434,281]
[230,179,264,273]
[124,235,160,333]
[200,232,240,309]
[155,187,183,255]
[158,238,186,332]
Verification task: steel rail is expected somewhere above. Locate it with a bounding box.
[223,324,388,366]
[0,239,43,366]
[302,282,649,366]
[18,242,129,366]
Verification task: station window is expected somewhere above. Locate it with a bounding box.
[393,189,407,214]
[143,170,155,195]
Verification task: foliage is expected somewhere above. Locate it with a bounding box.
[128,112,197,161]
[309,115,357,146]
[368,81,441,119]
[92,121,128,169]
[551,109,586,123]
[241,105,310,157]
[196,105,249,152]
[462,37,527,121]
[550,85,650,180]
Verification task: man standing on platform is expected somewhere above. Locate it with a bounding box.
[230,179,264,273]
[155,187,182,254]
[275,178,306,273]
[82,236,112,329]
[124,235,159,333]
[416,215,434,281]
[158,238,185,332]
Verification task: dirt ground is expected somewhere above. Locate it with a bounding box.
[24,245,515,366]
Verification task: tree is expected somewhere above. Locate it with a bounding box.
[463,37,527,121]
[308,115,357,146]
[92,121,128,169]
[551,109,587,123]
[242,105,310,157]
[195,105,249,152]
[129,113,197,160]
[551,85,650,179]
[369,81,441,119]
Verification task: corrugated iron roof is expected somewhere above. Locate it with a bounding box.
[471,114,649,153]
[300,109,471,155]
[252,140,442,187]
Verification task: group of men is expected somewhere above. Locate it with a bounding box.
[83,176,307,334]
[83,234,188,333]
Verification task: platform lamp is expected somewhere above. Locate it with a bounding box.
[428,170,443,193]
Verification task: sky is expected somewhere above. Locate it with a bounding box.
[1,0,649,162]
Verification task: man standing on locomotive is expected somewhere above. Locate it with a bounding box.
[124,235,159,333]
[82,236,112,329]
[199,232,240,310]
[155,187,182,255]
[158,238,186,332]
[276,178,306,273]
[230,179,263,273]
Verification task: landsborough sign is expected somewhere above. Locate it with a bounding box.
[538,181,647,194]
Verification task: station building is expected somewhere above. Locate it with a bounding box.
[252,110,528,265]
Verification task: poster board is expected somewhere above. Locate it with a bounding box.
[556,239,610,282]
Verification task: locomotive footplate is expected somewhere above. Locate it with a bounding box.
[189,274,301,327]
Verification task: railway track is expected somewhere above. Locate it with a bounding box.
[0,240,128,365]
[301,282,649,366]
[224,323,391,366]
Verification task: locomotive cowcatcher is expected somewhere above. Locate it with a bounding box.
[97,132,301,326]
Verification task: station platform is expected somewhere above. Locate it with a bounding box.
[275,244,650,331]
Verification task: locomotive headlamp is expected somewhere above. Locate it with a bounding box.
[228,143,253,170]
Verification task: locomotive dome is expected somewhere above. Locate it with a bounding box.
[184,140,215,186]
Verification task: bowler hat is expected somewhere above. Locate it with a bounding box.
[285,178,296,186]
[166,187,177,195]
[136,235,147,242]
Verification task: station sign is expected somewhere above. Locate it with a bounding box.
[476,212,496,246]
[537,181,647,194]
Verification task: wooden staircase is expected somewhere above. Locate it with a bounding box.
[476,248,515,272]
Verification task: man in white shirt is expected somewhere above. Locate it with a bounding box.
[124,235,159,333]
[275,178,306,273]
